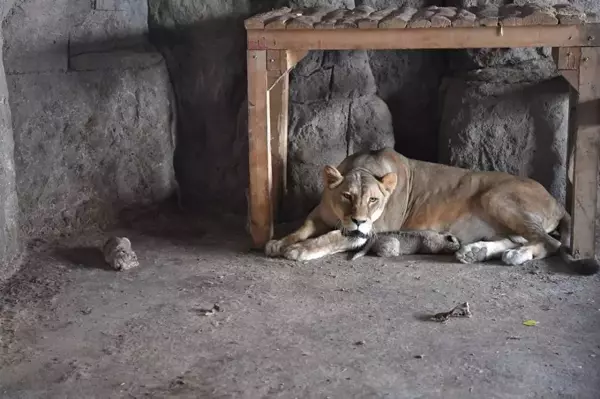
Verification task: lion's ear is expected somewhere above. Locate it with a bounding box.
[323,165,343,188]
[380,172,397,193]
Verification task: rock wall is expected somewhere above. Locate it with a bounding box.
[149,0,445,220]
[3,0,176,239]
[440,0,599,206]
[0,0,21,280]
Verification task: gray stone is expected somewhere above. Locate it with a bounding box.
[439,75,570,204]
[8,63,176,238]
[347,95,395,155]
[357,0,433,8]
[289,51,332,103]
[149,0,251,28]
[291,50,376,103]
[276,0,354,7]
[0,30,21,281]
[69,1,149,55]
[284,100,351,219]
[2,0,82,74]
[327,51,377,100]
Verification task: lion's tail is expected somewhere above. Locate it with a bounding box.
[558,213,599,275]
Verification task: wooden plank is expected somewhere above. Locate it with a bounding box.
[570,46,600,259]
[247,50,273,248]
[268,55,289,222]
[286,49,308,69]
[565,87,577,218]
[357,7,396,29]
[452,9,476,28]
[286,7,332,29]
[266,49,308,91]
[552,47,580,70]
[560,69,579,90]
[430,7,456,28]
[246,5,598,31]
[245,7,292,29]
[474,5,499,27]
[248,25,591,50]
[378,6,416,29]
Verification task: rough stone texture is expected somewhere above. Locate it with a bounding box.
[439,74,570,204]
[148,0,452,217]
[442,1,600,220]
[3,0,176,240]
[8,67,175,238]
[0,0,21,281]
[148,0,255,213]
[0,215,599,398]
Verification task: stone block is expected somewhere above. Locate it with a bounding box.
[284,100,351,219]
[7,61,176,238]
[2,0,80,73]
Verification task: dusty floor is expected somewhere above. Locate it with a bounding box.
[1,207,600,399]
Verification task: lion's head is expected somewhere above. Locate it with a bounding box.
[322,165,397,237]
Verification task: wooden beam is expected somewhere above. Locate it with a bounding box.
[286,49,309,69]
[248,25,599,50]
[247,50,273,248]
[266,50,290,224]
[266,49,308,91]
[552,47,581,70]
[570,46,600,259]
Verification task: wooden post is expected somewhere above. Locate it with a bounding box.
[247,50,273,248]
[267,50,290,224]
[570,47,600,259]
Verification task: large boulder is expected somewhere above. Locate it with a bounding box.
[4,0,176,239]
[8,66,176,238]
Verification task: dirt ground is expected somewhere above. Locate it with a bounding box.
[1,207,600,399]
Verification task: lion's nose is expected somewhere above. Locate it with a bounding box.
[351,218,367,226]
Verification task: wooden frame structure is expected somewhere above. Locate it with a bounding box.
[245,4,600,261]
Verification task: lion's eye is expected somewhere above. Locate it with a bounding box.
[342,193,352,201]
[369,197,378,204]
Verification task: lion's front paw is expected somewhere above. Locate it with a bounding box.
[282,244,323,261]
[282,244,308,261]
[265,239,284,257]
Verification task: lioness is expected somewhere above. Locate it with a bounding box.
[265,147,599,275]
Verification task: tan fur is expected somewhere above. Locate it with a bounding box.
[265,148,597,273]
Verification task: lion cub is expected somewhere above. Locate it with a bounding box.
[351,230,461,260]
